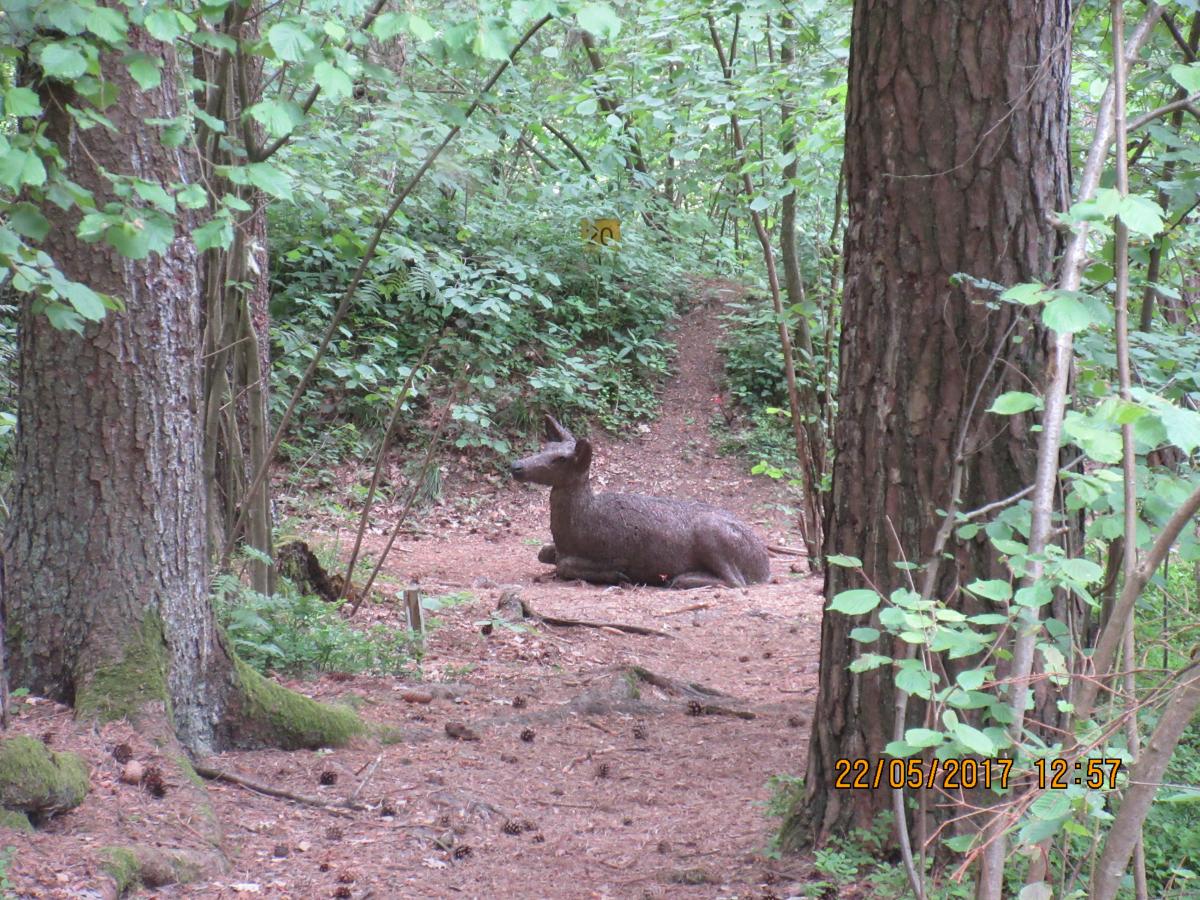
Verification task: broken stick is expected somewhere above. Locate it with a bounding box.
[500,593,672,638]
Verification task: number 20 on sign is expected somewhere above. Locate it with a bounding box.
[581,217,620,248]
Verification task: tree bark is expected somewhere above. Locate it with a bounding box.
[6,14,355,755]
[787,0,1070,844]
[6,25,225,749]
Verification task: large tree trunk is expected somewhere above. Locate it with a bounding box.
[5,16,357,757]
[5,26,223,750]
[787,0,1070,843]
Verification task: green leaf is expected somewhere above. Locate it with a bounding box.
[246,99,303,139]
[1155,400,1200,455]
[86,6,127,42]
[268,21,314,63]
[576,97,598,115]
[951,722,995,756]
[39,42,89,80]
[748,195,770,212]
[474,22,511,60]
[1115,194,1164,237]
[8,202,50,240]
[4,87,41,118]
[1169,62,1200,93]
[408,14,435,40]
[45,304,84,333]
[192,215,233,251]
[576,3,621,39]
[371,12,406,40]
[145,9,183,42]
[895,662,937,699]
[966,579,1012,602]
[828,588,882,615]
[313,61,353,101]
[849,627,880,643]
[105,212,172,259]
[999,282,1050,306]
[125,52,163,90]
[1014,583,1052,608]
[133,180,175,213]
[944,834,977,853]
[827,554,862,568]
[848,653,891,673]
[1029,791,1070,820]
[64,281,107,320]
[245,162,294,201]
[1042,294,1097,334]
[988,391,1041,415]
[176,183,207,209]
[1058,557,1103,583]
[955,669,986,690]
[904,728,944,748]
[193,108,226,134]
[0,148,47,190]
[884,740,918,758]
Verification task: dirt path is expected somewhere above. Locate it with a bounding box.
[5,282,825,899]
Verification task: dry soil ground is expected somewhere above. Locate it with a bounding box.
[4,282,826,899]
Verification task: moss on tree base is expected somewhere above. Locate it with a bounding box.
[0,809,33,832]
[222,659,362,750]
[74,614,169,724]
[101,843,219,896]
[0,735,88,818]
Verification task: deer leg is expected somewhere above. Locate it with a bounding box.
[537,544,557,564]
[555,555,630,586]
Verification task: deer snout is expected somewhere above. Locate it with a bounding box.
[510,461,528,481]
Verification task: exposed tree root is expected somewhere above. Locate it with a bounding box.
[193,761,367,814]
[101,843,226,896]
[496,591,673,638]
[624,665,729,700]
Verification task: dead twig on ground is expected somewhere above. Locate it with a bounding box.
[350,754,383,802]
[767,544,806,556]
[502,594,673,638]
[658,602,710,616]
[194,761,367,813]
[690,704,756,720]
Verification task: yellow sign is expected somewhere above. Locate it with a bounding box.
[581,217,621,248]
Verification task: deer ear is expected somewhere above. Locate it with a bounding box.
[573,437,592,467]
[545,414,573,443]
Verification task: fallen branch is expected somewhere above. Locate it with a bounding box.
[767,544,807,556]
[502,594,673,638]
[690,704,756,720]
[194,762,367,813]
[626,665,730,700]
[350,754,383,802]
[658,602,710,616]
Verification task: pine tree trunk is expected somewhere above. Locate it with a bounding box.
[5,25,225,749]
[5,16,355,756]
[787,0,1071,843]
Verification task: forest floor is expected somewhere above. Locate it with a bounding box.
[4,281,830,899]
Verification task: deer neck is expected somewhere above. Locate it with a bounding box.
[549,479,593,545]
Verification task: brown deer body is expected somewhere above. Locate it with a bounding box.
[511,416,770,589]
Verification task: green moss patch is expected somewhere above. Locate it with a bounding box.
[0,809,32,832]
[0,735,88,816]
[100,846,141,895]
[75,614,169,723]
[231,659,363,750]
